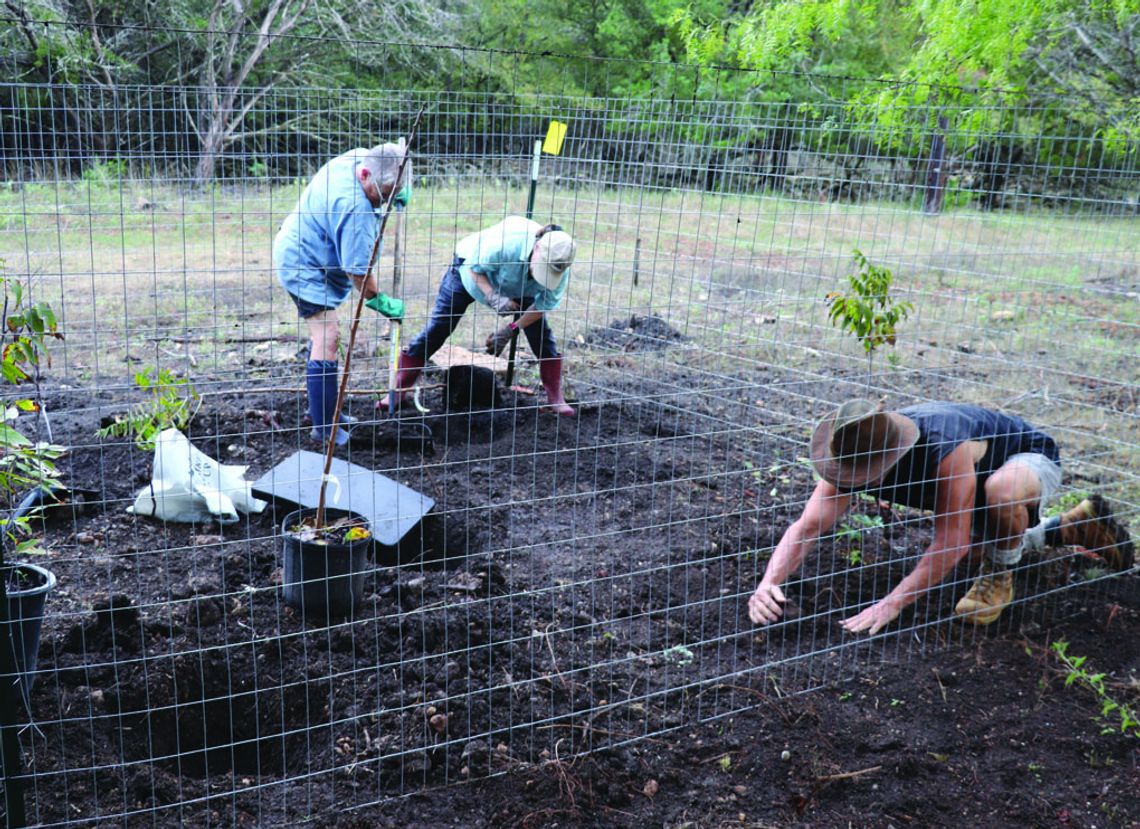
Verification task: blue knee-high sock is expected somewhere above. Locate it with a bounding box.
[306,359,349,445]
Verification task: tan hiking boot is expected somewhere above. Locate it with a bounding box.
[1058,495,1135,572]
[954,566,1014,626]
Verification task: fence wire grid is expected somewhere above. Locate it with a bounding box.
[0,34,1138,829]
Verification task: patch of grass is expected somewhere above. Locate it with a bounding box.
[81,158,128,186]
[0,179,1135,480]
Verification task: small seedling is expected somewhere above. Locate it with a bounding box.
[826,249,913,381]
[1081,566,1109,582]
[663,645,695,667]
[97,366,200,450]
[1084,750,1115,769]
[717,754,732,773]
[1043,490,1087,518]
[836,512,884,565]
[837,512,885,541]
[1051,640,1139,738]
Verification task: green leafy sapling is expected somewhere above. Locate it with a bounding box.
[97,366,200,451]
[1052,640,1139,739]
[0,266,66,554]
[836,511,885,565]
[826,250,913,381]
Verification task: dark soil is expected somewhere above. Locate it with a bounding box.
[573,314,688,351]
[7,353,1139,828]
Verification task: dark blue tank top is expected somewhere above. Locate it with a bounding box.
[865,403,1059,519]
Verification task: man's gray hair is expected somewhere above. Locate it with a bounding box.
[361,143,410,188]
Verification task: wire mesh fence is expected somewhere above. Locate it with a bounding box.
[0,32,1137,828]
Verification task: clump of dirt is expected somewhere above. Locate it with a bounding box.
[577,314,686,351]
[442,364,502,412]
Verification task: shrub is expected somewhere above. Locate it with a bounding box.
[0,265,66,553]
[96,367,200,451]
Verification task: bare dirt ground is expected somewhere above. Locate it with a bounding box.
[10,318,1139,828]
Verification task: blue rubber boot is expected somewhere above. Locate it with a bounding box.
[305,360,355,446]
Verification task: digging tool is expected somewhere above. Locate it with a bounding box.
[378,307,433,442]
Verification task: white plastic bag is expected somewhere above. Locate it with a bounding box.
[128,429,267,524]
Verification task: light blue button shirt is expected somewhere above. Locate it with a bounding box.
[274,149,381,308]
[456,216,569,312]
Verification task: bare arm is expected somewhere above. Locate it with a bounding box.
[350,272,379,299]
[840,442,977,634]
[749,480,851,624]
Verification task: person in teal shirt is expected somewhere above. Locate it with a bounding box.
[274,143,409,445]
[389,216,578,416]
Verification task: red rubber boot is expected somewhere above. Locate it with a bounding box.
[539,356,575,417]
[377,352,425,412]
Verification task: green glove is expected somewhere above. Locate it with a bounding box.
[392,183,411,209]
[365,292,405,322]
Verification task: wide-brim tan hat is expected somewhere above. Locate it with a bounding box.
[810,398,919,490]
[531,230,575,289]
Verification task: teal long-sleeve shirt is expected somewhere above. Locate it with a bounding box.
[455,216,570,312]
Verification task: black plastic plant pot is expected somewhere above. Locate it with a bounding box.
[281,508,372,618]
[2,562,57,700]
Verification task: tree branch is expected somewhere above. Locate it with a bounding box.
[1070,21,1118,70]
[83,0,119,91]
[4,0,40,54]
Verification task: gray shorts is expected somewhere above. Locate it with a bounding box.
[1004,451,1062,508]
[974,452,1063,559]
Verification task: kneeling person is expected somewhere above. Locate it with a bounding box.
[748,399,1134,634]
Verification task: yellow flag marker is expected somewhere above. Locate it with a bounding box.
[542,120,567,156]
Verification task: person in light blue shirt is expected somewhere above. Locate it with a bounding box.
[274,144,410,445]
[389,216,578,416]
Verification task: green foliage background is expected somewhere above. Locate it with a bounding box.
[1,0,1137,181]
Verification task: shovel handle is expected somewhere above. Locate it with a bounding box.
[387,322,402,416]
